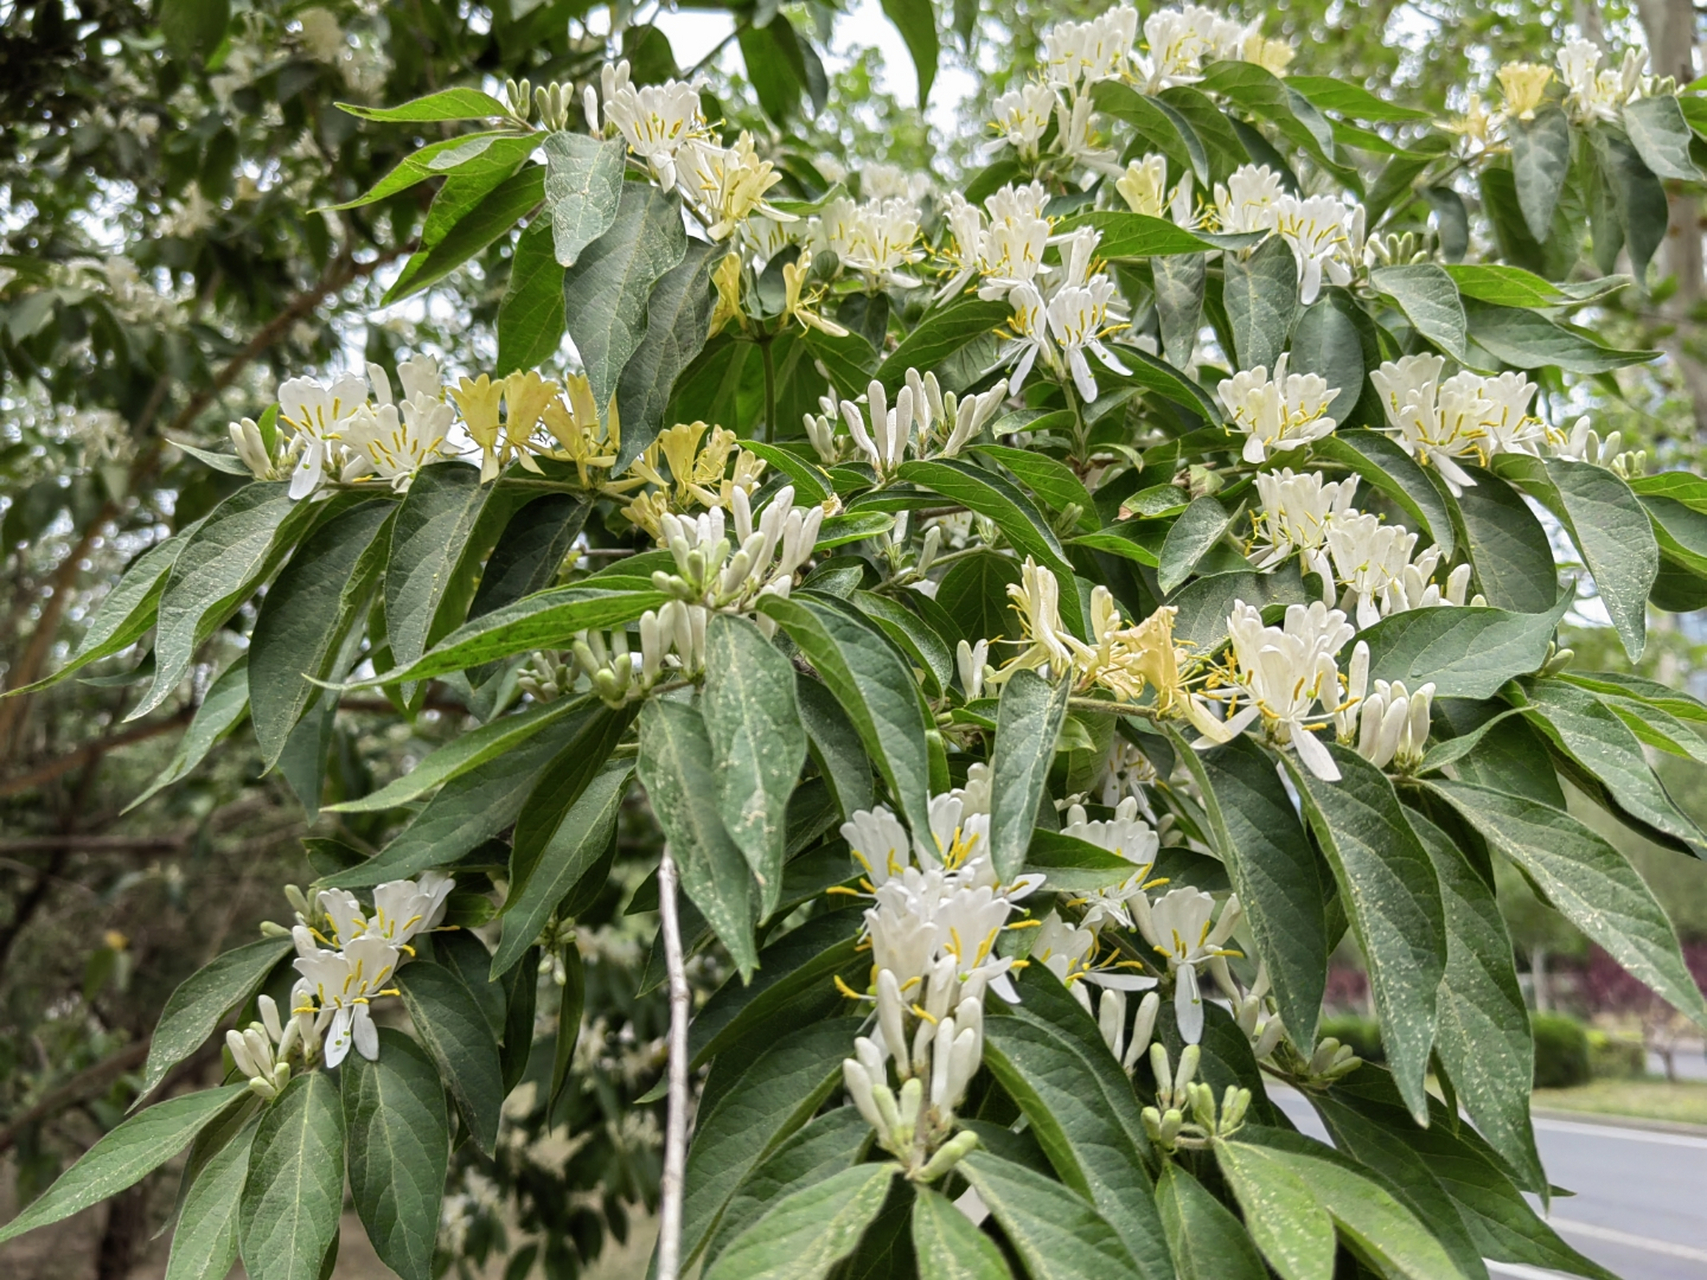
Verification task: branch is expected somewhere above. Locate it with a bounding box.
[0,835,184,854]
[0,1039,150,1155]
[655,845,692,1280]
[0,707,193,798]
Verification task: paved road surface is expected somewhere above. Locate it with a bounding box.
[1270,1091,1707,1279]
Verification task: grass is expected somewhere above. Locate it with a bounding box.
[1532,1077,1707,1127]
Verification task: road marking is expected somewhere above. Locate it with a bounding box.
[1549,1217,1707,1263]
[1534,1115,1707,1150]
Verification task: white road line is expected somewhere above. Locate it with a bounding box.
[1533,1115,1707,1150]
[1549,1217,1707,1263]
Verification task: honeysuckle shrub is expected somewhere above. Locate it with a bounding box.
[7,6,1707,1278]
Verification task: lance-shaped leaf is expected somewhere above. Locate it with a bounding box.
[339,87,507,121]
[1289,291,1365,424]
[1594,124,1669,278]
[383,461,494,675]
[496,218,567,376]
[1464,299,1657,374]
[959,1150,1146,1280]
[1154,253,1207,368]
[1427,779,1707,1025]
[396,961,505,1156]
[704,1163,897,1280]
[1310,429,1454,558]
[796,672,874,819]
[1284,746,1444,1123]
[1157,495,1234,595]
[899,457,1074,582]
[987,669,1071,882]
[1223,236,1298,372]
[0,1084,246,1245]
[702,614,808,919]
[342,1029,449,1280]
[250,501,390,765]
[982,968,1173,1280]
[1212,1138,1335,1280]
[759,593,932,841]
[1510,108,1572,241]
[876,297,1011,393]
[542,130,625,267]
[139,935,293,1103]
[1450,463,1559,613]
[1370,264,1469,362]
[615,241,718,470]
[1624,94,1701,180]
[637,698,759,978]
[561,181,687,413]
[128,655,251,811]
[1175,731,1328,1047]
[1407,809,1544,1194]
[911,1185,1012,1280]
[165,1113,258,1280]
[1156,1163,1267,1280]
[383,164,545,304]
[238,1073,345,1280]
[133,483,300,720]
[1356,593,1569,700]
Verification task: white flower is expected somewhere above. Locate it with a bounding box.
[957,638,991,700]
[1054,94,1123,179]
[344,360,455,493]
[598,63,709,190]
[1272,194,1363,305]
[291,932,404,1067]
[1326,512,1423,630]
[991,84,1057,160]
[1047,276,1131,402]
[277,372,368,499]
[1115,155,1170,217]
[1554,415,1644,474]
[840,378,917,475]
[1060,797,1161,927]
[1370,356,1543,493]
[937,194,987,299]
[652,484,822,617]
[1217,353,1338,463]
[1350,678,1435,770]
[1251,468,1360,592]
[1003,556,1076,677]
[1131,887,1242,1043]
[1557,41,1645,123]
[811,197,925,289]
[1213,163,1285,235]
[976,207,1051,301]
[902,367,1008,460]
[676,133,795,241]
[1136,7,1214,92]
[1044,7,1138,92]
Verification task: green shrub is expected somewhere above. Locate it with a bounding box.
[1587,1029,1646,1080]
[1532,1013,1591,1088]
[1319,1015,1384,1065]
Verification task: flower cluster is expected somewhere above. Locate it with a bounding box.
[837,775,1039,1178]
[574,599,709,706]
[266,356,455,498]
[648,483,823,621]
[809,196,926,290]
[1370,354,1548,492]
[1453,41,1658,156]
[805,370,1008,476]
[225,989,322,1100]
[1213,164,1365,305]
[1218,354,1339,463]
[289,872,455,1067]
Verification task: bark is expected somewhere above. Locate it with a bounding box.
[94,1185,150,1280]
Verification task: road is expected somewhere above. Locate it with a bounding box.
[1271,1092,1707,1279]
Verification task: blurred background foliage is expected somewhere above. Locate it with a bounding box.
[6,0,1707,1275]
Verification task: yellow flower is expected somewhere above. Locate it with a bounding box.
[680,132,795,240]
[622,489,672,539]
[1444,91,1503,154]
[709,252,744,338]
[1496,61,1553,121]
[540,372,629,489]
[448,374,506,481]
[1115,155,1168,218]
[783,259,849,338]
[1101,606,1191,710]
[501,370,558,474]
[1243,34,1294,77]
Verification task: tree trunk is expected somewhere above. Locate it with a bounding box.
[1533,946,1551,1012]
[94,1184,150,1280]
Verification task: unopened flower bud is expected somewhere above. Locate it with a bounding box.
[915,1129,979,1182]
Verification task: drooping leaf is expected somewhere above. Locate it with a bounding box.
[796,672,875,819]
[1223,236,1299,371]
[988,669,1072,882]
[396,960,506,1155]
[0,1085,246,1246]
[1357,594,1569,700]
[164,1114,258,1280]
[496,218,567,376]
[382,461,494,677]
[879,0,938,106]
[1463,299,1658,374]
[911,1185,1012,1280]
[704,1163,898,1280]
[637,698,759,977]
[238,1073,345,1280]
[331,133,538,210]
[615,241,718,469]
[1510,108,1572,241]
[383,164,546,304]
[1155,1163,1267,1280]
[541,130,626,267]
[898,458,1074,583]
[1284,746,1444,1123]
[128,655,251,810]
[1624,94,1701,180]
[959,1150,1146,1280]
[1155,253,1208,367]
[1592,124,1670,279]
[1289,291,1365,424]
[1370,264,1469,361]
[342,1029,449,1280]
[139,935,293,1103]
[877,298,1011,393]
[1211,1138,1336,1280]
[561,181,688,412]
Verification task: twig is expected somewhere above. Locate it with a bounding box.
[0,1040,150,1155]
[655,844,692,1280]
[0,707,194,798]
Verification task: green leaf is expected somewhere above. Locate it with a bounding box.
[331,133,538,210]
[496,219,567,376]
[1407,810,1543,1194]
[562,181,688,412]
[973,444,1098,530]
[1514,677,1706,851]
[133,483,299,720]
[1309,429,1453,557]
[382,462,493,677]
[166,434,255,475]
[1176,733,1327,1048]
[1451,465,1558,613]
[159,0,228,53]
[1357,594,1569,700]
[936,550,1023,644]
[615,241,718,470]
[1427,779,1707,1025]
[705,1163,897,1280]
[739,18,806,122]
[988,669,1072,882]
[1289,292,1365,424]
[741,442,833,506]
[1169,565,1309,650]
[981,968,1171,1280]
[140,936,293,1103]
[703,614,808,919]
[1223,236,1298,372]
[1284,746,1444,1123]
[468,493,588,628]
[796,673,874,819]
[1155,254,1208,368]
[880,0,938,106]
[374,587,668,684]
[959,1150,1146,1280]
[637,698,759,977]
[691,915,863,1066]
[165,1114,257,1280]
[912,1185,1011,1280]
[1593,124,1670,278]
[238,1074,344,1280]
[1510,108,1572,241]
[898,458,1073,582]
[1286,75,1431,122]
[1212,1138,1335,1280]
[1236,1129,1467,1279]
[495,759,630,977]
[681,1017,864,1267]
[877,298,1010,393]
[0,1084,245,1245]
[128,655,251,810]
[1157,495,1234,595]
[385,164,545,304]
[339,88,508,122]
[1464,299,1658,373]
[1090,80,1206,183]
[1023,829,1147,891]
[1624,94,1701,179]
[342,1030,448,1280]
[329,698,589,814]
[1442,263,1570,308]
[396,960,506,1155]
[853,590,954,695]
[759,593,932,841]
[1494,455,1657,660]
[1370,264,1468,361]
[542,131,626,267]
[1155,1163,1267,1280]
[250,501,390,766]
[1054,211,1246,258]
